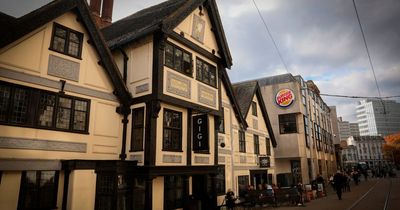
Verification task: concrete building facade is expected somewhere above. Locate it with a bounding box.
[338,117,360,141]
[343,136,388,169]
[253,74,336,186]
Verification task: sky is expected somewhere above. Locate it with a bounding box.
[1,0,399,123]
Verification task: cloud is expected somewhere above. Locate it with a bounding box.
[1,0,398,124]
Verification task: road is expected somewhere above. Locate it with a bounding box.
[275,175,400,210]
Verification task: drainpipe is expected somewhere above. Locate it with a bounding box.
[118,48,129,84]
[117,105,130,161]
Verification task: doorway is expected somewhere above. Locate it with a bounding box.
[192,175,212,210]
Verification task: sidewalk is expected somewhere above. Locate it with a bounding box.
[270,179,377,210]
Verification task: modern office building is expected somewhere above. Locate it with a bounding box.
[357,99,400,137]
[251,73,336,186]
[338,117,360,141]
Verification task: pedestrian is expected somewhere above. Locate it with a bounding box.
[296,182,305,206]
[316,173,326,196]
[225,189,236,210]
[333,170,345,200]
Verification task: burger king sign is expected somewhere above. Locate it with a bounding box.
[276,89,295,108]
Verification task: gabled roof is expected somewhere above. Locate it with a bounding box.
[0,0,131,106]
[101,0,232,68]
[232,81,277,147]
[221,70,248,129]
[0,12,16,32]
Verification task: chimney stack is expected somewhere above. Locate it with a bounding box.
[89,0,114,28]
[101,0,114,27]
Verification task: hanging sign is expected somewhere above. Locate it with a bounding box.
[193,114,209,151]
[276,89,295,108]
[259,156,270,168]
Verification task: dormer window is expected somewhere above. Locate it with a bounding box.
[50,23,83,58]
[164,42,193,76]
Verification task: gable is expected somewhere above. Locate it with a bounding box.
[0,0,131,106]
[0,12,113,93]
[173,6,221,58]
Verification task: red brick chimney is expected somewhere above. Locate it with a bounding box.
[89,0,102,26]
[89,0,114,28]
[101,0,114,27]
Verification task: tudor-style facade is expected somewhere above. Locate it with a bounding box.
[101,0,238,209]
[0,1,133,210]
[1,0,280,209]
[230,81,277,198]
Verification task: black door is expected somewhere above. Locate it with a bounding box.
[192,175,212,210]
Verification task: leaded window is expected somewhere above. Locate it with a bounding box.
[50,23,83,58]
[163,109,182,151]
[238,175,249,198]
[266,137,271,156]
[239,130,246,153]
[218,110,225,133]
[0,81,90,133]
[196,58,217,87]
[216,166,226,195]
[95,173,115,210]
[164,42,192,76]
[18,171,59,210]
[251,101,257,116]
[131,107,145,151]
[164,176,184,210]
[254,135,259,155]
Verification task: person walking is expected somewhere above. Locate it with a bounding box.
[333,170,345,200]
[225,189,236,210]
[296,182,305,206]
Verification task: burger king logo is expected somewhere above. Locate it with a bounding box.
[276,89,294,108]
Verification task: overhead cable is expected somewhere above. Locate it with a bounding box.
[320,93,400,99]
[352,0,382,98]
[252,0,290,73]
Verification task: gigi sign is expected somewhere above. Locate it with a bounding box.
[276,89,295,108]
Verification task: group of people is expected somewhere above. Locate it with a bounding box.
[225,182,305,209]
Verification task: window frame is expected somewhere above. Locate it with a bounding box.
[253,134,260,155]
[18,170,59,210]
[251,101,257,116]
[164,175,185,210]
[278,113,297,134]
[162,109,183,152]
[49,23,83,59]
[164,42,193,77]
[215,166,226,196]
[266,137,271,156]
[238,175,249,198]
[0,81,90,134]
[196,57,217,87]
[239,130,246,153]
[218,110,225,134]
[131,107,145,151]
[304,115,310,147]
